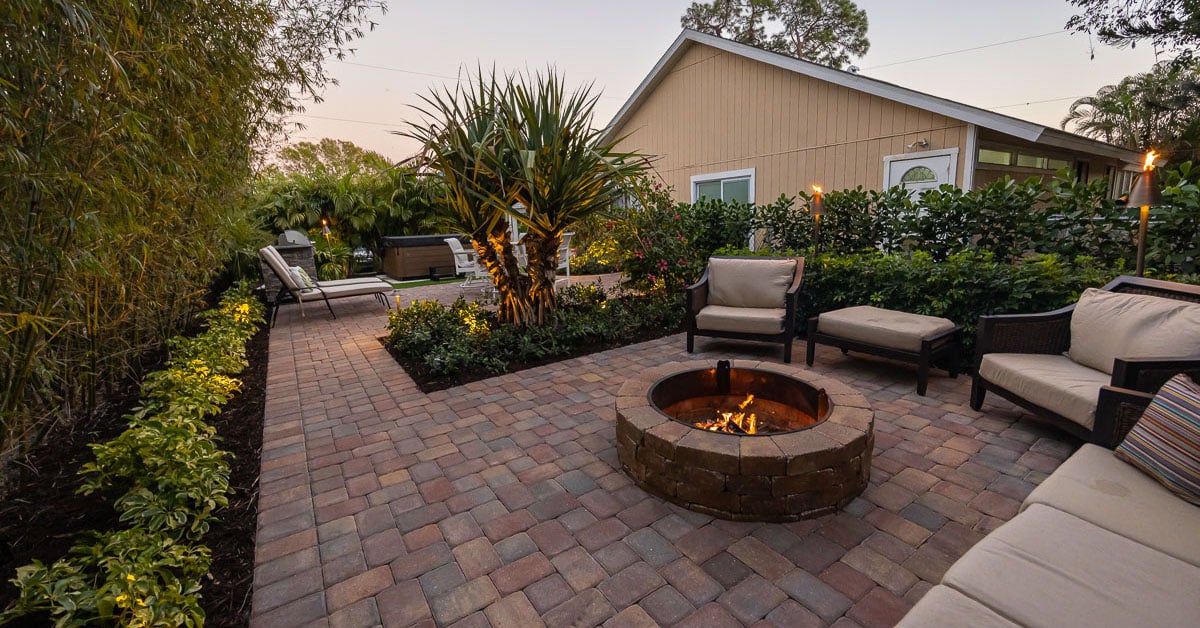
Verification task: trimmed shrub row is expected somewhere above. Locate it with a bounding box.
[2,284,264,627]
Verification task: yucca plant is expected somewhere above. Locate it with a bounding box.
[402,73,532,325]
[403,69,649,325]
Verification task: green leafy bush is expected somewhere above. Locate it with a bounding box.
[2,284,264,626]
[385,284,685,388]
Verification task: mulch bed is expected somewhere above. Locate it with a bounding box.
[0,325,269,627]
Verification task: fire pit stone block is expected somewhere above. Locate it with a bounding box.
[615,360,873,522]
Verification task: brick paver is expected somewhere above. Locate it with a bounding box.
[251,276,1077,626]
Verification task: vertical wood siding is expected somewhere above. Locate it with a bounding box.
[611,43,971,203]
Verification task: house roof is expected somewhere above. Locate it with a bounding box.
[605,29,1142,165]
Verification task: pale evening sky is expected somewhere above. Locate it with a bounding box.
[285,0,1163,162]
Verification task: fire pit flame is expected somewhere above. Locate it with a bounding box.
[695,393,759,434]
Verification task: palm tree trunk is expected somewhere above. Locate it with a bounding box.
[471,226,532,326]
[524,232,561,326]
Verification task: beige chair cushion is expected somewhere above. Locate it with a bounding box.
[708,257,796,309]
[696,305,785,335]
[1022,443,1200,567]
[943,504,1200,628]
[1069,288,1200,374]
[818,306,956,353]
[978,353,1109,428]
[260,246,302,291]
[896,585,1018,628]
[295,282,390,302]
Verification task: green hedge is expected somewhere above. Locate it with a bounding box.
[798,251,1199,361]
[2,284,264,627]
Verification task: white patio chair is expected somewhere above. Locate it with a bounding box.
[555,231,574,289]
[444,238,489,289]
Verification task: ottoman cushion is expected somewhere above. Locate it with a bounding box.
[818,306,956,353]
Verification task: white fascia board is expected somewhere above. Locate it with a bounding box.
[1035,128,1143,164]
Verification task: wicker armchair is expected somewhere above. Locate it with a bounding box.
[971,275,1200,448]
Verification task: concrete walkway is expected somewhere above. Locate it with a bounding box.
[250,282,1075,628]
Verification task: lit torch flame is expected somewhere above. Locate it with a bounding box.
[695,394,758,434]
[1144,150,1158,171]
[811,185,822,195]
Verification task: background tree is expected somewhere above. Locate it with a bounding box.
[1061,60,1200,160]
[681,0,869,69]
[270,138,393,178]
[1067,0,1200,63]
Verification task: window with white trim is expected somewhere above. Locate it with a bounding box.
[691,168,754,204]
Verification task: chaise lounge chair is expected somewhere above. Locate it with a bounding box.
[258,245,393,327]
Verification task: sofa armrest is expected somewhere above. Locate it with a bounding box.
[1092,386,1156,448]
[1110,356,1200,393]
[686,270,710,317]
[973,305,1074,368]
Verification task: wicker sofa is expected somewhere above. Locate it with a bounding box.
[971,275,1200,447]
[685,256,804,363]
[898,410,1200,627]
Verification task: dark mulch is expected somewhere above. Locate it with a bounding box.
[382,324,679,393]
[0,325,268,627]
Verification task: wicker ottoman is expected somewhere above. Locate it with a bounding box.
[807,306,962,395]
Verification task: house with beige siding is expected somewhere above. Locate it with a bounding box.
[605,30,1143,205]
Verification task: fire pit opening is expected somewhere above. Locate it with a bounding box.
[650,360,827,435]
[616,360,874,521]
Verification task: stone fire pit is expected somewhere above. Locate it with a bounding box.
[616,360,873,521]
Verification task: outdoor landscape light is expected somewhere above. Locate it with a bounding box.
[1127,151,1161,277]
[812,185,824,256]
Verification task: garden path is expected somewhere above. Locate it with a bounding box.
[251,285,1075,628]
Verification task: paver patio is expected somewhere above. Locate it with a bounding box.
[251,280,1077,628]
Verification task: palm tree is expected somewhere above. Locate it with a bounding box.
[403,73,532,325]
[1062,61,1200,160]
[403,70,649,326]
[498,71,649,323]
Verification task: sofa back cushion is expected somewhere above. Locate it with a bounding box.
[1069,288,1200,374]
[708,257,796,309]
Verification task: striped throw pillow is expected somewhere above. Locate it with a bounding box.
[1115,373,1200,506]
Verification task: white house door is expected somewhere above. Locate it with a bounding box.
[884,150,958,198]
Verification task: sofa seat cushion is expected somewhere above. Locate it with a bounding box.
[943,504,1200,628]
[1069,287,1200,374]
[696,305,785,335]
[295,281,391,302]
[818,306,956,353]
[896,585,1019,628]
[707,257,796,309]
[1023,443,1200,567]
[978,353,1109,428]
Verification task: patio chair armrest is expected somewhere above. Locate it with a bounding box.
[1110,356,1200,393]
[785,258,805,323]
[1092,385,1156,448]
[973,305,1074,368]
[686,270,710,316]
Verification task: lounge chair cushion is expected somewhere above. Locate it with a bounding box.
[1022,443,1200,567]
[1115,373,1200,506]
[1069,288,1200,374]
[895,585,1018,628]
[817,306,956,353]
[707,257,795,309]
[696,305,786,335]
[942,504,1200,628]
[978,353,1109,428]
[294,282,390,302]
